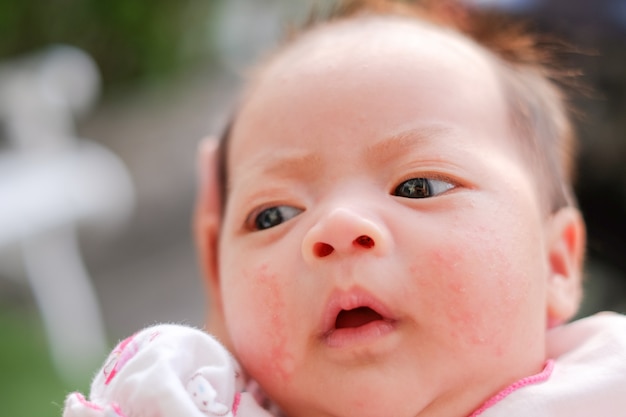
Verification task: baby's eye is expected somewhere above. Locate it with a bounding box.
[251,205,303,230]
[393,177,454,198]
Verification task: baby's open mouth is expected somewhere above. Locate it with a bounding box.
[321,291,397,348]
[335,307,384,329]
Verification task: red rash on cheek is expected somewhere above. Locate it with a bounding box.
[236,263,296,383]
[410,241,510,354]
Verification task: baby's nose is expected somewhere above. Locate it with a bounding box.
[301,207,391,262]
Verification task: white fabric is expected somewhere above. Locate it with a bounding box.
[63,324,275,417]
[481,312,626,416]
[63,314,626,417]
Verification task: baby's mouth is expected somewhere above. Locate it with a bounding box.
[335,307,384,329]
[320,289,397,348]
[323,301,396,349]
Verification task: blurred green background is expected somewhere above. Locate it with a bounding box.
[0,0,219,92]
[1,306,77,416]
[1,1,625,416]
[1,1,220,415]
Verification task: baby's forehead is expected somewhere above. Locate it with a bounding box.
[249,15,498,93]
[227,14,518,168]
[231,15,508,155]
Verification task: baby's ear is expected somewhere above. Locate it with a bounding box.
[194,138,228,340]
[545,206,586,327]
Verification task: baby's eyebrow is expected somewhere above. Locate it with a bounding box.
[254,151,323,180]
[365,124,453,166]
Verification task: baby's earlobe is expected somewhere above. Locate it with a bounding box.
[547,272,582,327]
[546,207,586,324]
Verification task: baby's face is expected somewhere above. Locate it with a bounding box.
[218,18,553,417]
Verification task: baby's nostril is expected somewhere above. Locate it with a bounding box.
[314,242,334,257]
[354,235,374,248]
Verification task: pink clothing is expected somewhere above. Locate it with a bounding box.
[476,312,626,416]
[63,313,626,417]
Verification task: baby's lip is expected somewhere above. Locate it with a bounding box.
[319,288,396,337]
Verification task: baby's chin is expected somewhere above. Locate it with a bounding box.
[257,372,469,417]
[274,389,442,417]
[260,356,547,417]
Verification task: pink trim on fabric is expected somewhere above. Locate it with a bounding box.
[114,334,136,354]
[74,393,104,411]
[468,359,554,417]
[105,335,141,385]
[111,403,128,417]
[71,393,128,416]
[233,393,242,416]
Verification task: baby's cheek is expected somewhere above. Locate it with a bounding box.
[225,263,296,384]
[413,235,526,355]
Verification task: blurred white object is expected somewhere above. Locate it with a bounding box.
[0,45,134,383]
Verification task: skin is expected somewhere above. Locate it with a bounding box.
[196,16,586,417]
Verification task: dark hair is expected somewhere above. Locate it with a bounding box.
[216,0,580,214]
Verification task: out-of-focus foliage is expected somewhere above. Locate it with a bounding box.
[0,0,219,89]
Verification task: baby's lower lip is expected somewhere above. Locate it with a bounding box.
[323,319,396,348]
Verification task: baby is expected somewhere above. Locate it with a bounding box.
[63,1,626,416]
